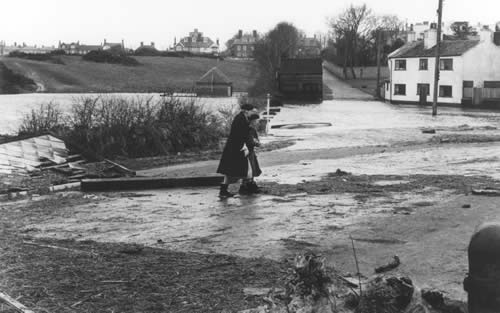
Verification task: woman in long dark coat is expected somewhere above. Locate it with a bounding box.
[217,104,254,198]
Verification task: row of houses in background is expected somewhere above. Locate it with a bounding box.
[1,28,322,59]
[0,41,56,55]
[58,39,125,55]
[384,23,500,107]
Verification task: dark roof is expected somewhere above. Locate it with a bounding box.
[279,58,323,74]
[197,67,232,84]
[178,37,215,49]
[389,40,480,58]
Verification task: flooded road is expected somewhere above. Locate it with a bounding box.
[15,73,500,301]
[269,100,500,149]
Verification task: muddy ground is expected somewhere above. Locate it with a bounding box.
[0,195,288,313]
[1,168,499,312]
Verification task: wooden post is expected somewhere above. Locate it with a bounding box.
[432,0,443,116]
[266,93,271,134]
[376,29,382,99]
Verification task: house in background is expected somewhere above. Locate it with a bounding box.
[195,67,232,97]
[102,39,125,53]
[174,29,219,55]
[228,30,259,58]
[135,42,159,55]
[297,36,322,57]
[277,58,323,103]
[385,23,500,106]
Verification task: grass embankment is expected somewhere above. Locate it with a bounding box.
[0,55,258,93]
[0,61,38,93]
[323,61,389,96]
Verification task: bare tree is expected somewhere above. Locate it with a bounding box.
[251,22,302,96]
[329,4,372,79]
[450,21,477,40]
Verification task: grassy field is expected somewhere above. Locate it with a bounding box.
[0,55,258,93]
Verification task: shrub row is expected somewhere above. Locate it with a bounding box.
[18,96,231,159]
[82,50,140,66]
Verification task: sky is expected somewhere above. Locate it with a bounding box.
[1,0,500,50]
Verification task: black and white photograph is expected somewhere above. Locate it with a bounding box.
[1,0,500,312]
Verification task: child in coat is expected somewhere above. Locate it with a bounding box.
[242,113,262,194]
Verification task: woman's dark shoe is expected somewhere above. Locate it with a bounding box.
[248,181,262,193]
[219,184,234,198]
[239,182,252,195]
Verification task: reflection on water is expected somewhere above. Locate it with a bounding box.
[0,93,238,134]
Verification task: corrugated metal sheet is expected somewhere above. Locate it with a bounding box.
[0,135,68,174]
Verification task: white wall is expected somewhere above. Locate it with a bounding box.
[386,56,464,104]
[463,39,500,86]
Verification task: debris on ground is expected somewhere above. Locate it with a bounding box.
[356,276,414,313]
[471,188,500,196]
[0,134,135,196]
[374,255,401,274]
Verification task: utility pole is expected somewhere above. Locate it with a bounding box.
[432,0,443,116]
[376,29,382,99]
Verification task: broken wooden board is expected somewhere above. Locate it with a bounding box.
[0,291,35,313]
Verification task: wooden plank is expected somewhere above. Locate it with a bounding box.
[104,159,136,175]
[0,291,35,313]
[81,175,224,191]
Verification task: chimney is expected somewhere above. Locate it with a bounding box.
[253,30,257,38]
[424,24,437,49]
[103,39,107,46]
[238,30,243,39]
[140,42,143,47]
[151,42,155,47]
[480,25,492,42]
[122,39,124,48]
[216,38,219,46]
[407,31,416,42]
[174,37,177,45]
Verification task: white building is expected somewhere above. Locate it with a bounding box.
[385,24,500,106]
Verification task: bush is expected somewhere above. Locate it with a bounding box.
[18,102,66,135]
[18,96,228,159]
[8,50,66,64]
[82,50,140,66]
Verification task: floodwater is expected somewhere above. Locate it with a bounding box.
[269,100,500,149]
[0,93,238,134]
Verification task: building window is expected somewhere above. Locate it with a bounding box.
[417,83,430,95]
[439,85,452,97]
[237,45,241,51]
[394,84,406,95]
[243,45,247,51]
[440,59,453,71]
[419,59,428,70]
[395,60,406,70]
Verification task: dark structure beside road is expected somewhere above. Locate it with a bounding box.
[277,58,323,103]
[195,67,233,97]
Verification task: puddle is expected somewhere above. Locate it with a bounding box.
[271,122,332,129]
[372,180,410,186]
